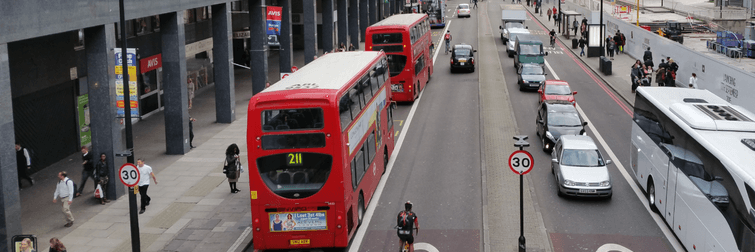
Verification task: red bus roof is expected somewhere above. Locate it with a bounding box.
[261,51,383,93]
[369,14,427,28]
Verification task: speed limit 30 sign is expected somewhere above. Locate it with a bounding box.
[509,150,534,175]
[119,163,141,187]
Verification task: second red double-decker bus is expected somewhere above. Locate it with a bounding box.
[247,51,396,250]
[366,14,434,102]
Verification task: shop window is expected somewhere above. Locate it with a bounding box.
[185,9,196,24]
[136,18,149,35]
[197,7,208,21]
[151,16,160,32]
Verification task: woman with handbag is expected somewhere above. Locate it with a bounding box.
[94,153,110,205]
[225,144,243,194]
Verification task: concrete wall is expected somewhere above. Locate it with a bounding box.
[0,0,228,44]
[565,0,755,113]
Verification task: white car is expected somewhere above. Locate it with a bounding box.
[457,4,471,18]
[551,135,613,198]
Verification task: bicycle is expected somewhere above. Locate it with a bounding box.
[445,40,450,54]
[394,226,418,252]
[550,36,555,47]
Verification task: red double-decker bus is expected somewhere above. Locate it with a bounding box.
[366,14,434,102]
[246,51,396,250]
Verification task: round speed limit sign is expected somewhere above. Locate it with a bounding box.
[509,150,534,175]
[119,163,141,187]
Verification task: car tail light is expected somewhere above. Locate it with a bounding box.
[450,58,454,64]
[471,58,474,64]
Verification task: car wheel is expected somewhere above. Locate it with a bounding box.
[551,163,554,175]
[648,179,659,213]
[556,175,564,197]
[471,67,475,73]
[519,83,525,91]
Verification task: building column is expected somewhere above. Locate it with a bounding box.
[160,11,190,154]
[303,0,318,63]
[85,25,124,200]
[0,43,22,252]
[386,0,391,17]
[250,0,269,93]
[322,0,334,53]
[349,0,360,49]
[212,3,236,123]
[338,0,349,47]
[360,0,369,42]
[369,0,377,24]
[280,0,293,73]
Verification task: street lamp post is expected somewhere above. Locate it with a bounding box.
[600,0,604,56]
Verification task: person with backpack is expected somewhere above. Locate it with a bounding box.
[53,171,75,227]
[224,143,242,194]
[396,201,420,252]
[444,31,452,54]
[15,143,35,188]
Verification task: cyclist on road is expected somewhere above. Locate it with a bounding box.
[397,201,419,252]
[444,31,452,54]
[549,29,556,47]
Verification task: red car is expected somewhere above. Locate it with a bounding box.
[538,80,577,106]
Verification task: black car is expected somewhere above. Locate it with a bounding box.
[536,101,588,152]
[517,63,546,91]
[450,44,476,73]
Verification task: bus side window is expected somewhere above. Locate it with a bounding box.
[340,94,353,130]
[362,75,374,102]
[388,103,394,129]
[351,159,358,190]
[367,131,376,163]
[350,86,363,116]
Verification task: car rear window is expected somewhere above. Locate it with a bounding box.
[545,85,571,95]
[455,49,471,56]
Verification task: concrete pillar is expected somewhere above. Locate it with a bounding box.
[369,0,377,24]
[303,0,318,64]
[349,0,360,49]
[338,0,349,47]
[360,0,369,41]
[85,25,124,200]
[0,43,22,252]
[280,0,293,74]
[250,0,269,93]
[212,3,236,123]
[160,11,190,154]
[322,0,334,53]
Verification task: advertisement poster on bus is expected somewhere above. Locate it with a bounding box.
[114,48,139,117]
[266,6,282,47]
[348,88,387,155]
[269,211,327,232]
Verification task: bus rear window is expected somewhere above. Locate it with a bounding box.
[372,33,403,44]
[262,108,324,131]
[257,153,332,199]
[387,54,407,77]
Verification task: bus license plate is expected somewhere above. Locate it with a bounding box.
[579,189,597,193]
[290,239,310,245]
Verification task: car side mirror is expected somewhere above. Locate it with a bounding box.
[545,52,549,56]
[551,158,558,163]
[538,119,544,124]
[606,160,613,165]
[582,121,588,126]
[573,91,578,95]
[544,73,548,76]
[499,25,503,29]
[474,50,478,52]
[538,89,543,93]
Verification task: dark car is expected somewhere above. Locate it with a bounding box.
[536,101,588,152]
[450,44,476,73]
[517,63,546,91]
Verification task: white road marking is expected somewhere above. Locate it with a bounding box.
[349,26,448,251]
[227,226,252,252]
[596,243,634,252]
[544,60,684,252]
[415,242,441,252]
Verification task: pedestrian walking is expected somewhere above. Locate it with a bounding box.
[607,37,615,59]
[15,143,34,188]
[189,117,196,148]
[644,58,654,70]
[49,237,67,252]
[224,144,243,194]
[473,0,477,9]
[53,171,75,227]
[547,8,552,21]
[572,19,578,34]
[613,33,621,56]
[76,146,95,196]
[578,37,586,56]
[656,59,667,86]
[348,43,355,51]
[689,73,698,89]
[136,159,158,214]
[94,153,110,205]
[643,47,653,62]
[619,31,626,53]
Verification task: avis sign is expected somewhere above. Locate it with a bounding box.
[140,54,162,73]
[267,6,282,47]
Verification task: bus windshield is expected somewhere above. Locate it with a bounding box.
[372,33,403,44]
[387,54,407,77]
[257,153,333,199]
[262,108,324,131]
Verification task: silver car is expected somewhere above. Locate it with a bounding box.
[551,135,613,198]
[457,4,471,18]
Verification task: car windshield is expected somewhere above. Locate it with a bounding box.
[505,23,524,29]
[455,49,471,57]
[561,149,605,167]
[459,4,469,9]
[545,84,572,95]
[521,66,543,75]
[548,112,582,127]
[519,44,541,55]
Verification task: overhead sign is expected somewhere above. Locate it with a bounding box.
[509,150,534,175]
[140,54,162,73]
[119,163,141,187]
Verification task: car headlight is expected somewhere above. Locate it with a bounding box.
[545,131,555,140]
[563,179,576,186]
[523,80,529,83]
[600,180,611,187]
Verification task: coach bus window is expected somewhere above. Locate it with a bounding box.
[372,33,403,44]
[387,55,407,77]
[257,153,332,199]
[262,108,324,131]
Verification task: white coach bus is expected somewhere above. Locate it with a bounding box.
[630,87,755,251]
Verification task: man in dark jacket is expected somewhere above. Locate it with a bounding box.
[77,146,95,196]
[643,47,653,62]
[94,153,110,204]
[16,143,34,187]
[578,37,586,57]
[631,63,645,92]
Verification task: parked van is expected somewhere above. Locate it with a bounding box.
[513,34,547,68]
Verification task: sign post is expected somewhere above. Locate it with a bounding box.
[119,162,140,252]
[509,135,532,252]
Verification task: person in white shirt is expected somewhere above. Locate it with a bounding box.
[137,159,158,214]
[689,73,698,89]
[52,171,75,227]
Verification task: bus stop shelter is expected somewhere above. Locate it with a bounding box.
[560,11,581,39]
